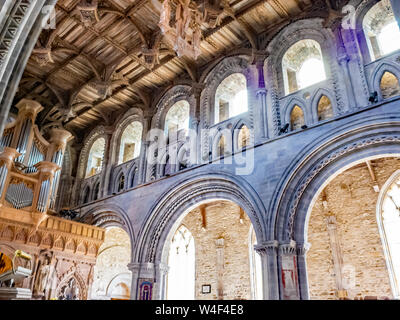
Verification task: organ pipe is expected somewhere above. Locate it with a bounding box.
[0,99,72,218]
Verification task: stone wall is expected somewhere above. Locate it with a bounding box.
[91,227,132,300]
[180,201,254,300]
[307,157,400,300]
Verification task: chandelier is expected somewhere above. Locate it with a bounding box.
[158,0,230,60]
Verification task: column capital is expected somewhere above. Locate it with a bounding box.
[154,262,169,276]
[254,240,279,256]
[296,242,311,256]
[278,240,297,256]
[256,88,267,97]
[127,262,155,278]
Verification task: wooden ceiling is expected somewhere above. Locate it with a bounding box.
[14,0,345,139]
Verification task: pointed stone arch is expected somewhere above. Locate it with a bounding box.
[380,71,400,99]
[311,88,336,122]
[371,62,400,100]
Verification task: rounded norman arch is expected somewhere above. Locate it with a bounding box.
[110,107,144,165]
[272,124,400,243]
[79,204,135,247]
[134,172,267,264]
[266,110,400,242]
[376,169,400,298]
[264,18,336,98]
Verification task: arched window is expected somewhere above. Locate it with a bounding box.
[290,105,305,131]
[93,182,100,201]
[379,172,400,298]
[86,138,105,178]
[83,186,90,204]
[117,174,125,193]
[165,100,190,140]
[317,95,333,121]
[238,125,250,149]
[380,71,400,99]
[282,40,326,95]
[217,135,226,157]
[167,225,195,300]
[118,121,143,164]
[215,73,248,124]
[363,0,400,61]
[249,226,263,300]
[130,169,137,188]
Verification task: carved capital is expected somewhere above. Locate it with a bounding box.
[279,240,297,256]
[296,242,311,256]
[254,240,279,256]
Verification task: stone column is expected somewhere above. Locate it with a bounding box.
[339,26,370,108]
[326,215,348,299]
[216,237,225,300]
[278,240,300,300]
[254,240,279,300]
[101,130,113,198]
[128,262,168,300]
[138,114,152,184]
[189,84,203,166]
[255,56,269,142]
[264,56,281,138]
[154,262,169,300]
[296,242,311,300]
[390,0,400,30]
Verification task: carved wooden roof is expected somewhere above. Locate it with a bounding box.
[14,0,346,139]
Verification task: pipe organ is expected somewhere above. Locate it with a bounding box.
[0,99,72,228]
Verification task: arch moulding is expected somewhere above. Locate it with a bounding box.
[134,172,267,264]
[272,119,400,245]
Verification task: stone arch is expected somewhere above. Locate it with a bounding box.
[264,18,336,98]
[201,56,251,127]
[343,0,380,66]
[283,98,308,131]
[105,272,132,299]
[355,0,399,63]
[127,163,139,188]
[110,108,144,165]
[177,143,190,171]
[311,88,336,122]
[200,56,252,160]
[76,126,109,181]
[371,62,400,100]
[134,172,267,265]
[92,180,101,201]
[116,171,126,193]
[151,85,195,131]
[81,185,91,204]
[56,270,87,300]
[80,204,135,246]
[233,119,252,152]
[212,129,233,159]
[271,119,400,244]
[376,169,400,298]
[0,1,54,136]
